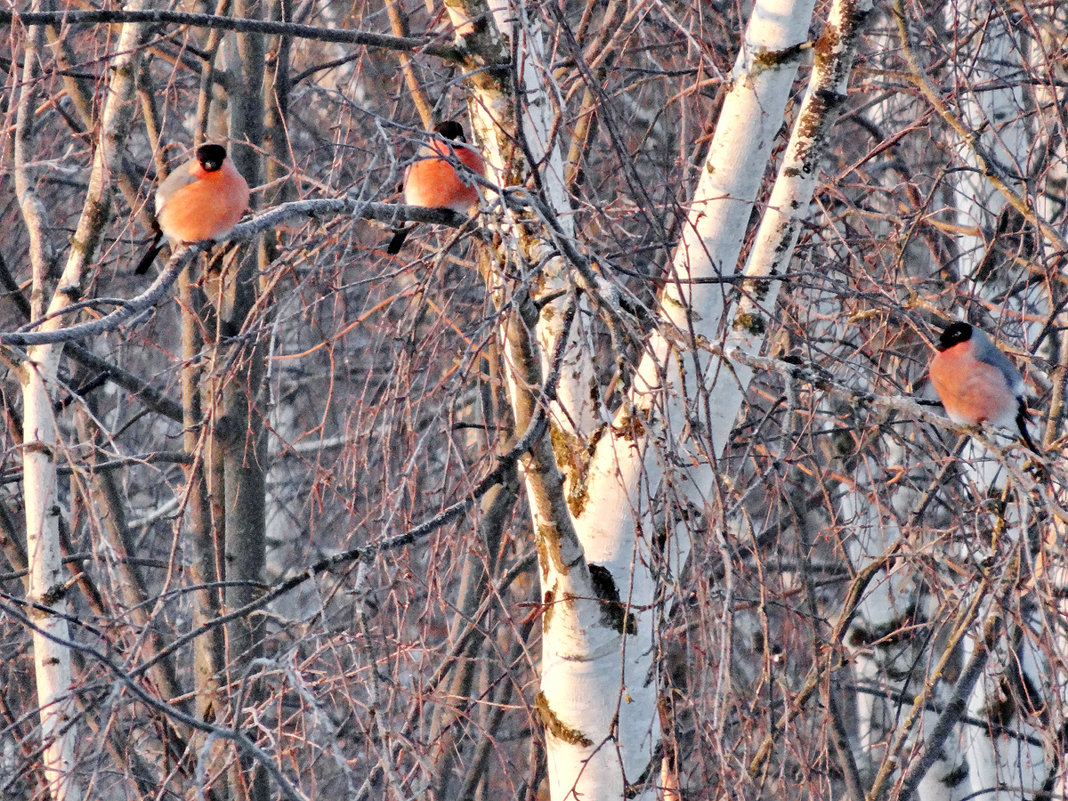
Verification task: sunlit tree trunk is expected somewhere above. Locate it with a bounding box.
[13,5,145,798]
[442,0,870,795]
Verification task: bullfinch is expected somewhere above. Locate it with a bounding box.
[929,321,1039,453]
[135,143,250,274]
[386,121,485,255]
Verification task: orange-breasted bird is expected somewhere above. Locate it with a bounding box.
[387,121,485,255]
[135,143,250,274]
[929,321,1039,452]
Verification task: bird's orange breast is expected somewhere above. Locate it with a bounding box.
[157,166,250,243]
[403,141,484,213]
[930,345,1017,427]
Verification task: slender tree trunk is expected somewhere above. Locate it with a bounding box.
[182,268,230,797]
[14,5,145,797]
[20,363,80,801]
[223,5,269,799]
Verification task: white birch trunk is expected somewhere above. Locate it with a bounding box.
[549,0,823,796]
[448,0,866,794]
[21,370,78,800]
[442,3,604,795]
[447,0,599,439]
[14,9,145,799]
[14,15,79,796]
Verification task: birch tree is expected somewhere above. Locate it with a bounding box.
[437,0,873,793]
[10,5,148,799]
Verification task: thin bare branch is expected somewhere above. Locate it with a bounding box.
[1,9,461,61]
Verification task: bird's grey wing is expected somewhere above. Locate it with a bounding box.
[974,337,1026,397]
[155,162,197,214]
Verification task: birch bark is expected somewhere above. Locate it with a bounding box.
[14,6,146,799]
[440,0,864,795]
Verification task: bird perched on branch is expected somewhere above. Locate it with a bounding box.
[135,143,250,274]
[387,121,485,255]
[929,321,1039,453]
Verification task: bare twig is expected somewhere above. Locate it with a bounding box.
[892,0,1068,254]
[0,199,474,347]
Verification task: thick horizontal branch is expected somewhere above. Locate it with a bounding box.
[0,9,461,62]
[0,199,473,347]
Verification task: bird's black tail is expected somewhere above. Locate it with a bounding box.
[1016,404,1041,454]
[134,230,164,275]
[386,227,412,255]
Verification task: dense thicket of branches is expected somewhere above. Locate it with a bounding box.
[1,0,1066,799]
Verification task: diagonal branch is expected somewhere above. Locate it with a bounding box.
[0,199,475,347]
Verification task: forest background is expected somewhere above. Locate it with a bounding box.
[1,1,1067,800]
